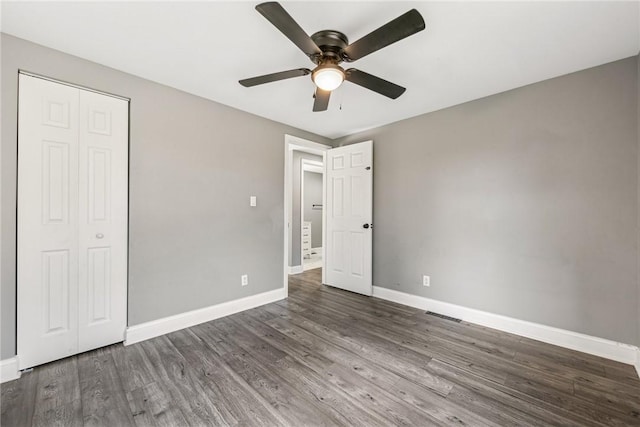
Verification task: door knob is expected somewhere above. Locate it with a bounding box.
[96,233,104,239]
[363,224,370,229]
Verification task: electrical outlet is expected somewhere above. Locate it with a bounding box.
[241,274,248,286]
[423,275,430,287]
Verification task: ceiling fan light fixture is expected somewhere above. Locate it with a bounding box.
[312,64,345,91]
[242,3,425,111]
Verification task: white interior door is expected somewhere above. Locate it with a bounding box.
[324,141,373,295]
[17,74,128,369]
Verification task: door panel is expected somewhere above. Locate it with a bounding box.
[351,176,364,217]
[332,177,344,216]
[42,98,71,128]
[42,141,71,224]
[78,89,128,353]
[88,147,111,223]
[350,232,364,277]
[87,247,111,324]
[42,250,71,334]
[332,231,345,273]
[18,75,80,369]
[325,141,373,295]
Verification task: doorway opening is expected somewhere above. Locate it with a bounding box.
[301,159,323,271]
[283,135,329,295]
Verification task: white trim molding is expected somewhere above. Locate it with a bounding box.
[288,265,303,275]
[302,160,323,174]
[635,348,640,378]
[1,357,21,383]
[373,286,639,366]
[125,287,285,346]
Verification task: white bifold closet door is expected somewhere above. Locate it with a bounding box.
[17,74,128,369]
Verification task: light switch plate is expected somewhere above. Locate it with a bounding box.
[250,196,257,207]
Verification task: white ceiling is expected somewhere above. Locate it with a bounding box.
[2,1,639,139]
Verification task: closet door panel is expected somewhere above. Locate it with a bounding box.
[78,90,128,353]
[17,75,80,369]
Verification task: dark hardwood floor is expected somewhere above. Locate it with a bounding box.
[2,268,639,426]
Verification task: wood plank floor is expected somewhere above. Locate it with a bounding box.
[2,269,639,426]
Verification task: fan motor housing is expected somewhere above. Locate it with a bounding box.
[311,30,349,62]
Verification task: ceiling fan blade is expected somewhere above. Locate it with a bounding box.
[256,2,322,58]
[239,68,311,87]
[343,9,425,62]
[345,69,406,99]
[313,89,331,112]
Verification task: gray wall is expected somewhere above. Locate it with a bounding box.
[637,54,640,347]
[335,57,638,345]
[2,33,638,360]
[0,34,330,359]
[289,151,322,267]
[304,171,323,248]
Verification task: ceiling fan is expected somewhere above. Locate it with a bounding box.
[239,2,426,112]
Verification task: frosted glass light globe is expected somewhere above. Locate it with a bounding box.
[312,67,345,91]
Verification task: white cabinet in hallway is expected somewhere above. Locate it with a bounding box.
[302,221,312,259]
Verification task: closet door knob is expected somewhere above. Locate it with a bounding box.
[96,233,104,239]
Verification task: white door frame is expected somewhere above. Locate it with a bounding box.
[300,159,323,269]
[283,135,329,296]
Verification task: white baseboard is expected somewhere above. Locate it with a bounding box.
[373,286,639,366]
[125,287,286,346]
[288,265,303,274]
[0,357,21,384]
[635,348,640,378]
